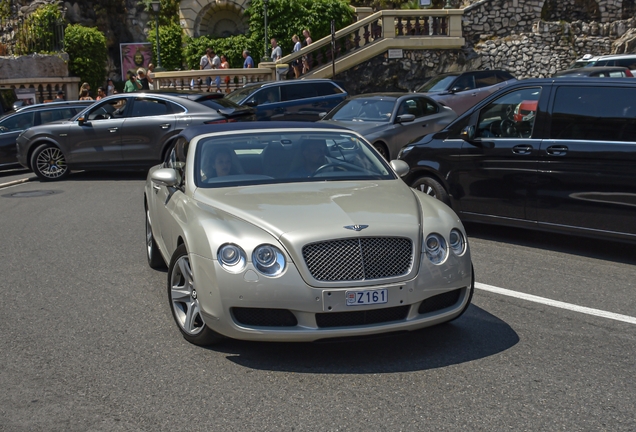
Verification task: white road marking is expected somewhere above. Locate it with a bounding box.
[0,177,30,189]
[475,282,636,325]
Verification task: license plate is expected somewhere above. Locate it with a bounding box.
[346,289,388,306]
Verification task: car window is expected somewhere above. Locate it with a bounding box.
[397,98,425,118]
[253,87,280,105]
[315,83,343,96]
[225,85,260,104]
[87,98,128,120]
[40,108,75,124]
[418,98,439,115]
[474,71,498,88]
[131,98,171,117]
[550,86,636,142]
[615,58,636,69]
[194,131,394,188]
[0,112,34,131]
[476,87,542,139]
[328,99,394,122]
[452,74,476,91]
[496,71,515,82]
[282,83,318,101]
[167,101,186,114]
[416,75,458,93]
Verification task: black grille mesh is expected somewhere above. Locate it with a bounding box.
[417,289,462,314]
[302,237,413,281]
[231,308,298,327]
[316,305,410,328]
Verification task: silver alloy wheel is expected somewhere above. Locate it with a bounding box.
[35,146,68,179]
[417,183,437,198]
[169,255,204,335]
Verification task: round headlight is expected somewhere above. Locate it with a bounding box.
[252,244,285,276]
[217,244,246,273]
[449,229,466,256]
[425,233,447,265]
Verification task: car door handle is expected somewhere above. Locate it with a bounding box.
[160,123,170,129]
[512,145,533,155]
[421,124,428,128]
[546,145,569,156]
[152,184,161,193]
[109,127,118,133]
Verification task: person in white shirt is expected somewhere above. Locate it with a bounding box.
[211,51,221,91]
[271,38,282,62]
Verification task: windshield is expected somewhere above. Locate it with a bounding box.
[328,99,395,122]
[416,75,459,93]
[225,86,260,104]
[194,130,395,188]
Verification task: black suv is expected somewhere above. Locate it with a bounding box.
[399,77,636,243]
[225,79,347,121]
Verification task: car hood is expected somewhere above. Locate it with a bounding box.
[192,180,423,246]
[321,120,389,136]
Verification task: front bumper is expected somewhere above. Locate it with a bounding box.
[191,251,473,342]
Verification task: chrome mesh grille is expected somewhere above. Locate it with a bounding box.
[302,237,413,281]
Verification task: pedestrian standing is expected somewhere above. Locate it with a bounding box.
[147,63,155,89]
[302,29,313,74]
[243,50,254,68]
[124,71,141,93]
[211,50,221,92]
[137,68,150,90]
[95,87,106,100]
[220,55,231,92]
[271,38,282,62]
[200,47,213,91]
[107,79,115,96]
[291,35,302,78]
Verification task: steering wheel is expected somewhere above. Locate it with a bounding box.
[311,162,362,177]
[500,119,519,137]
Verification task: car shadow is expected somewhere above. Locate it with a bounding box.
[0,167,30,178]
[464,222,636,266]
[208,305,518,373]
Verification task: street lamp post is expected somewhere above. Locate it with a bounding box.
[151,1,162,70]
[262,0,271,62]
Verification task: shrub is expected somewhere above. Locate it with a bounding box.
[64,24,108,93]
[148,22,184,71]
[183,34,256,70]
[15,4,63,54]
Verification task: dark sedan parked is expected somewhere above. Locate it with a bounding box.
[16,93,254,181]
[225,79,347,121]
[415,70,516,115]
[399,77,636,244]
[320,93,457,160]
[0,101,93,169]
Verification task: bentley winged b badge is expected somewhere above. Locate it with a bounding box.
[344,224,369,232]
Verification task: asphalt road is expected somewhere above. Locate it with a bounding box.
[0,170,634,431]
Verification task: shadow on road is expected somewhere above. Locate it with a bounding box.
[65,170,148,182]
[465,222,636,266]
[0,167,30,178]
[211,305,518,373]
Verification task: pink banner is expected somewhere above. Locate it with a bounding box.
[120,43,153,81]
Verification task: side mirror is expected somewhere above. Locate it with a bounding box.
[396,114,415,124]
[77,116,90,126]
[151,168,178,188]
[449,86,462,93]
[460,125,475,142]
[245,100,258,107]
[318,112,327,119]
[390,160,410,177]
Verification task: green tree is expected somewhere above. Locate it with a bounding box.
[138,0,180,26]
[183,34,254,70]
[0,0,11,20]
[15,4,63,54]
[64,24,108,92]
[248,0,355,58]
[148,22,184,70]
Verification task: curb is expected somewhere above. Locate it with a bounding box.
[0,177,31,189]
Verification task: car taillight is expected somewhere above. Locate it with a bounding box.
[204,118,238,124]
[626,70,634,77]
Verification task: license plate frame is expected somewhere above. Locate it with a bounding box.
[345,289,388,306]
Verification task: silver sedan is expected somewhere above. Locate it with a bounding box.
[144,122,473,345]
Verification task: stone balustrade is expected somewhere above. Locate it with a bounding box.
[0,77,82,102]
[149,68,276,93]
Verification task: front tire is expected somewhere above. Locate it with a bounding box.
[146,206,166,269]
[373,142,390,160]
[411,176,450,206]
[30,144,69,181]
[167,244,224,346]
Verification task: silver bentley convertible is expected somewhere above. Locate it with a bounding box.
[144,122,474,345]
